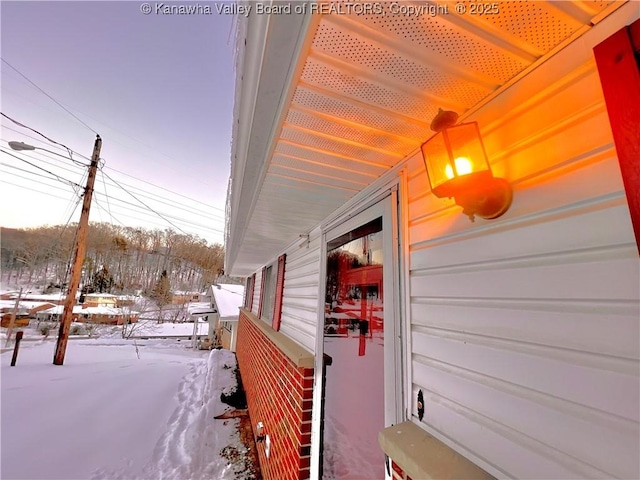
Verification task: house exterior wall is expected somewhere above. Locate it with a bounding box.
[235,310,314,480]
[220,323,232,350]
[279,230,322,354]
[233,7,639,480]
[1,314,30,328]
[252,270,263,314]
[403,23,640,479]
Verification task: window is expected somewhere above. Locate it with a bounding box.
[259,264,276,321]
[258,254,287,330]
[244,274,255,310]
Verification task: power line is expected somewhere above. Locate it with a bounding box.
[0,170,78,201]
[97,169,225,221]
[90,200,223,242]
[92,191,224,234]
[3,146,224,225]
[2,168,222,243]
[0,125,91,161]
[1,160,223,235]
[1,58,99,135]
[1,112,78,154]
[2,153,224,239]
[0,149,84,190]
[0,145,88,178]
[105,165,226,213]
[1,130,225,218]
[0,138,88,167]
[92,196,127,228]
[99,169,198,237]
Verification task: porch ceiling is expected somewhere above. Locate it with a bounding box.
[226,0,623,276]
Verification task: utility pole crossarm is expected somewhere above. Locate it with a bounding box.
[53,134,102,365]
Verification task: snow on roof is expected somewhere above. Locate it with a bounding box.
[85,293,118,298]
[187,302,216,316]
[21,293,77,301]
[39,306,139,316]
[211,284,244,320]
[135,320,208,337]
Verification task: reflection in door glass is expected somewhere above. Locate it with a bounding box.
[322,217,385,479]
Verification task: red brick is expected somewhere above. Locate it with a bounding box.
[237,313,314,480]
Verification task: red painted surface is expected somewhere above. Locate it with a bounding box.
[594,19,640,255]
[258,267,267,318]
[272,254,286,331]
[390,460,414,480]
[236,310,314,480]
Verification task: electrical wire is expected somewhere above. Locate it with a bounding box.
[100,169,198,236]
[1,58,99,135]
[0,149,84,190]
[97,169,225,221]
[1,112,76,155]
[0,146,88,179]
[99,167,114,225]
[3,167,224,243]
[91,191,224,234]
[1,161,223,236]
[0,125,92,161]
[2,119,225,242]
[0,170,78,201]
[105,165,226,213]
[1,133,225,220]
[90,200,222,241]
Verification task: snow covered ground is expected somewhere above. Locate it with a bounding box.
[1,338,256,480]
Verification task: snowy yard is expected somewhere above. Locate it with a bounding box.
[1,338,257,480]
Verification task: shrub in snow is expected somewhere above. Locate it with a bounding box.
[39,323,57,336]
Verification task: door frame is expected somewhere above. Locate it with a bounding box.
[309,181,404,478]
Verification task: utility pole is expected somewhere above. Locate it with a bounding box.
[53,135,102,365]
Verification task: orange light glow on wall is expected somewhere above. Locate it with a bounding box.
[421,109,513,222]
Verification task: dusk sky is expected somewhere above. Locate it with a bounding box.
[0,1,236,245]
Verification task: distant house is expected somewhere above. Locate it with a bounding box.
[20,293,69,306]
[115,295,137,307]
[0,300,57,328]
[83,293,118,308]
[0,291,18,301]
[210,284,244,351]
[171,291,201,304]
[0,312,30,328]
[37,305,139,325]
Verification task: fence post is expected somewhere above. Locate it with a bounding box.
[10,331,24,366]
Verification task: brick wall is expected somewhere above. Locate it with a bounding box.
[236,310,314,480]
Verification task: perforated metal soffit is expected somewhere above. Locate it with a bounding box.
[240,0,617,270]
[266,0,615,192]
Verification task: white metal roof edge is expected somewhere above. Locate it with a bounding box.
[226,10,318,276]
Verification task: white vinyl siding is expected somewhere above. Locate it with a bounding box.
[251,270,262,314]
[405,29,639,480]
[279,230,322,353]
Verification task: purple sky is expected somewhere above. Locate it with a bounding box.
[1,1,236,245]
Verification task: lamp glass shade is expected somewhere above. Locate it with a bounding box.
[421,122,492,198]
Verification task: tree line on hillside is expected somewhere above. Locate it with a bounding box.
[1,223,226,295]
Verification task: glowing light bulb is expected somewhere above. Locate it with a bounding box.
[445,157,473,179]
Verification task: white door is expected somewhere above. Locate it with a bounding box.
[319,194,401,479]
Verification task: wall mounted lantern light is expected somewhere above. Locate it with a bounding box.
[421,109,512,222]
